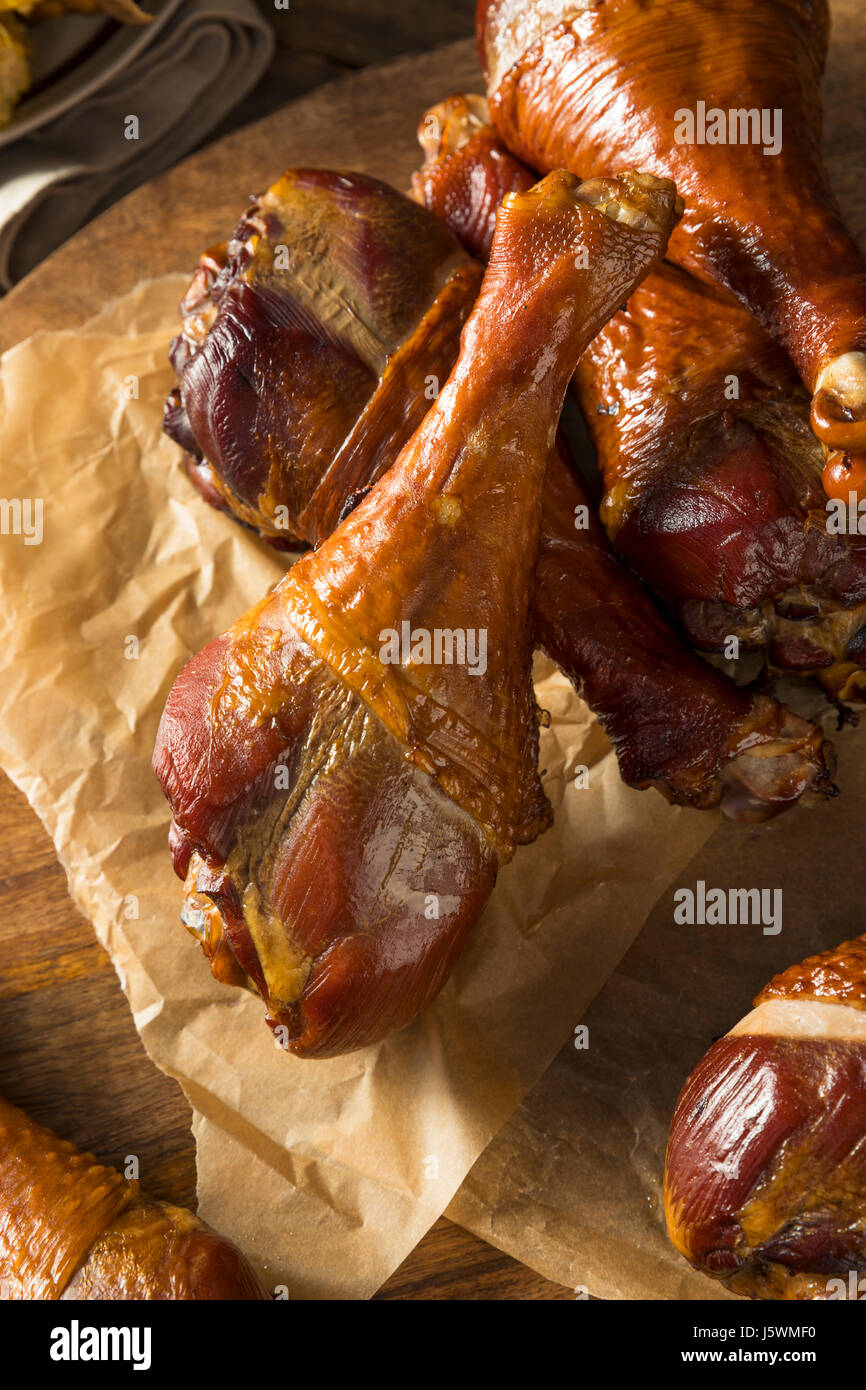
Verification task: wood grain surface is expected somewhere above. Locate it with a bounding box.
[0,38,570,1300]
[0,40,481,356]
[206,0,477,141]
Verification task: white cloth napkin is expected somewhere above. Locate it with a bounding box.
[0,0,274,287]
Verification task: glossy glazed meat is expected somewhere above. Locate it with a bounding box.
[478,0,866,491]
[411,93,536,258]
[416,93,866,701]
[164,169,483,547]
[580,262,866,700]
[412,102,838,807]
[537,452,833,817]
[155,169,683,1057]
[0,1095,268,1300]
[665,936,866,1300]
[165,165,836,818]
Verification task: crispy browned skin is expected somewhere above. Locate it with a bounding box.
[421,94,866,700]
[664,937,866,1299]
[0,1095,268,1300]
[166,162,836,818]
[165,170,482,547]
[478,0,866,478]
[580,262,866,700]
[411,102,837,810]
[758,936,866,1011]
[157,617,501,1057]
[538,451,833,815]
[155,169,682,1057]
[411,94,536,259]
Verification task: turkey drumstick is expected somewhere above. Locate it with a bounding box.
[155,170,682,1057]
[0,1095,267,1300]
[477,0,866,490]
[163,169,483,548]
[415,93,866,702]
[165,167,835,820]
[665,935,866,1300]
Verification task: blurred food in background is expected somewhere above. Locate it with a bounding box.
[0,0,150,129]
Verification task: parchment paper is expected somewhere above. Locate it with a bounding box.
[0,273,721,1298]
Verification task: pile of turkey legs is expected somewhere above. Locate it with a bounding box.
[153,0,866,1300]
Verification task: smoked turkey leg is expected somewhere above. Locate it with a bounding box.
[154,169,681,1057]
[477,0,866,489]
[0,1095,267,1300]
[413,94,866,701]
[165,168,835,820]
[665,935,866,1300]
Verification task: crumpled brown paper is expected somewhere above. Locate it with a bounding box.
[448,721,866,1299]
[0,274,726,1297]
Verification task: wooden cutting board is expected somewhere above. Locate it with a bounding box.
[0,40,482,354]
[0,37,569,1300]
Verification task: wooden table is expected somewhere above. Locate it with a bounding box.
[0,39,569,1300]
